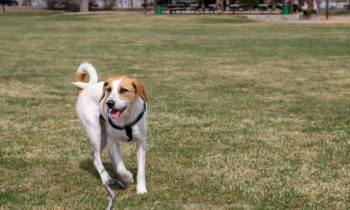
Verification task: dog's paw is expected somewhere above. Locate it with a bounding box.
[104,178,126,189]
[119,170,134,183]
[103,178,114,186]
[137,187,147,194]
[101,174,113,186]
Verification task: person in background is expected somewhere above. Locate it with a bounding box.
[302,1,308,19]
[292,0,299,13]
[312,0,318,15]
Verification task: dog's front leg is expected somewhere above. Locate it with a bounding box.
[136,140,147,194]
[108,137,134,184]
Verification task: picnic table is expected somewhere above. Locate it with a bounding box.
[228,3,250,13]
[189,3,202,13]
[258,4,269,13]
[207,4,221,13]
[166,4,187,14]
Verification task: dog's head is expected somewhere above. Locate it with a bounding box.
[100,76,146,120]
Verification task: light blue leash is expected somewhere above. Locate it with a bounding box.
[104,179,125,210]
[105,184,116,210]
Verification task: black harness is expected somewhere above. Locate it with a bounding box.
[105,103,147,141]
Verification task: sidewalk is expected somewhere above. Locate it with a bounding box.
[245,13,350,24]
[0,6,51,12]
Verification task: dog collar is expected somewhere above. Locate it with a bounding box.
[107,103,146,141]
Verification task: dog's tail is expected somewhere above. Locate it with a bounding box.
[72,62,98,95]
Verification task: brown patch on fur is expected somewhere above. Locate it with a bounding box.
[119,77,147,103]
[75,73,86,95]
[99,116,106,131]
[132,79,147,102]
[100,76,147,105]
[119,77,137,103]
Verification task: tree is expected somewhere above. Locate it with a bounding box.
[80,0,89,12]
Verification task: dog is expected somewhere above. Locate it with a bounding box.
[72,62,147,194]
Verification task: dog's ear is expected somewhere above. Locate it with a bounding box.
[99,81,109,102]
[132,80,147,102]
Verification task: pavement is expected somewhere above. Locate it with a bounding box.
[245,13,350,24]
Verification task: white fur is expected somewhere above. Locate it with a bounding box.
[72,63,147,194]
[72,62,98,89]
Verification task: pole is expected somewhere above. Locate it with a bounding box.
[154,0,157,14]
[2,0,5,13]
[326,0,329,20]
[143,0,147,13]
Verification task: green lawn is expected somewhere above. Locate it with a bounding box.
[0,12,349,209]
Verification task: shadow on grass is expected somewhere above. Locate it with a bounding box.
[79,158,100,180]
[79,158,137,190]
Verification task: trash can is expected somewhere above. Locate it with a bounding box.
[156,5,163,15]
[282,4,289,14]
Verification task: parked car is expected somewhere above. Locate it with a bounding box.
[1,0,18,6]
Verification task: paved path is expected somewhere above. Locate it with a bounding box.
[245,14,350,24]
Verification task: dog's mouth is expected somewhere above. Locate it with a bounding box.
[109,106,127,120]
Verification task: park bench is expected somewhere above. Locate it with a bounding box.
[207,4,221,13]
[228,3,250,13]
[167,3,187,14]
[258,4,268,13]
[228,4,240,13]
[188,3,202,13]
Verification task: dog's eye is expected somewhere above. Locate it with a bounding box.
[106,87,112,92]
[119,88,128,94]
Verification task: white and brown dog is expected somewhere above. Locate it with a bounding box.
[72,62,147,194]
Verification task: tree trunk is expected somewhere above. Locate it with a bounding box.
[80,0,89,12]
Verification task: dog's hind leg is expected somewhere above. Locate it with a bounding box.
[87,129,113,185]
[80,114,113,185]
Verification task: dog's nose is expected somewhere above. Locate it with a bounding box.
[106,100,115,109]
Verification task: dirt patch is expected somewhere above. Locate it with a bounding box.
[246,14,350,24]
[322,15,350,24]
[1,6,53,12]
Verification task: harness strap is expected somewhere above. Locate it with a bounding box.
[125,127,133,141]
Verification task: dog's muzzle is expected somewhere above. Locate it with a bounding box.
[106,100,115,109]
[106,100,127,120]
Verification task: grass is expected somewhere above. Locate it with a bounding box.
[0,11,350,209]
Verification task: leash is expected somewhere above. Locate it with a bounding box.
[104,179,125,210]
[105,184,116,210]
[107,103,147,141]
